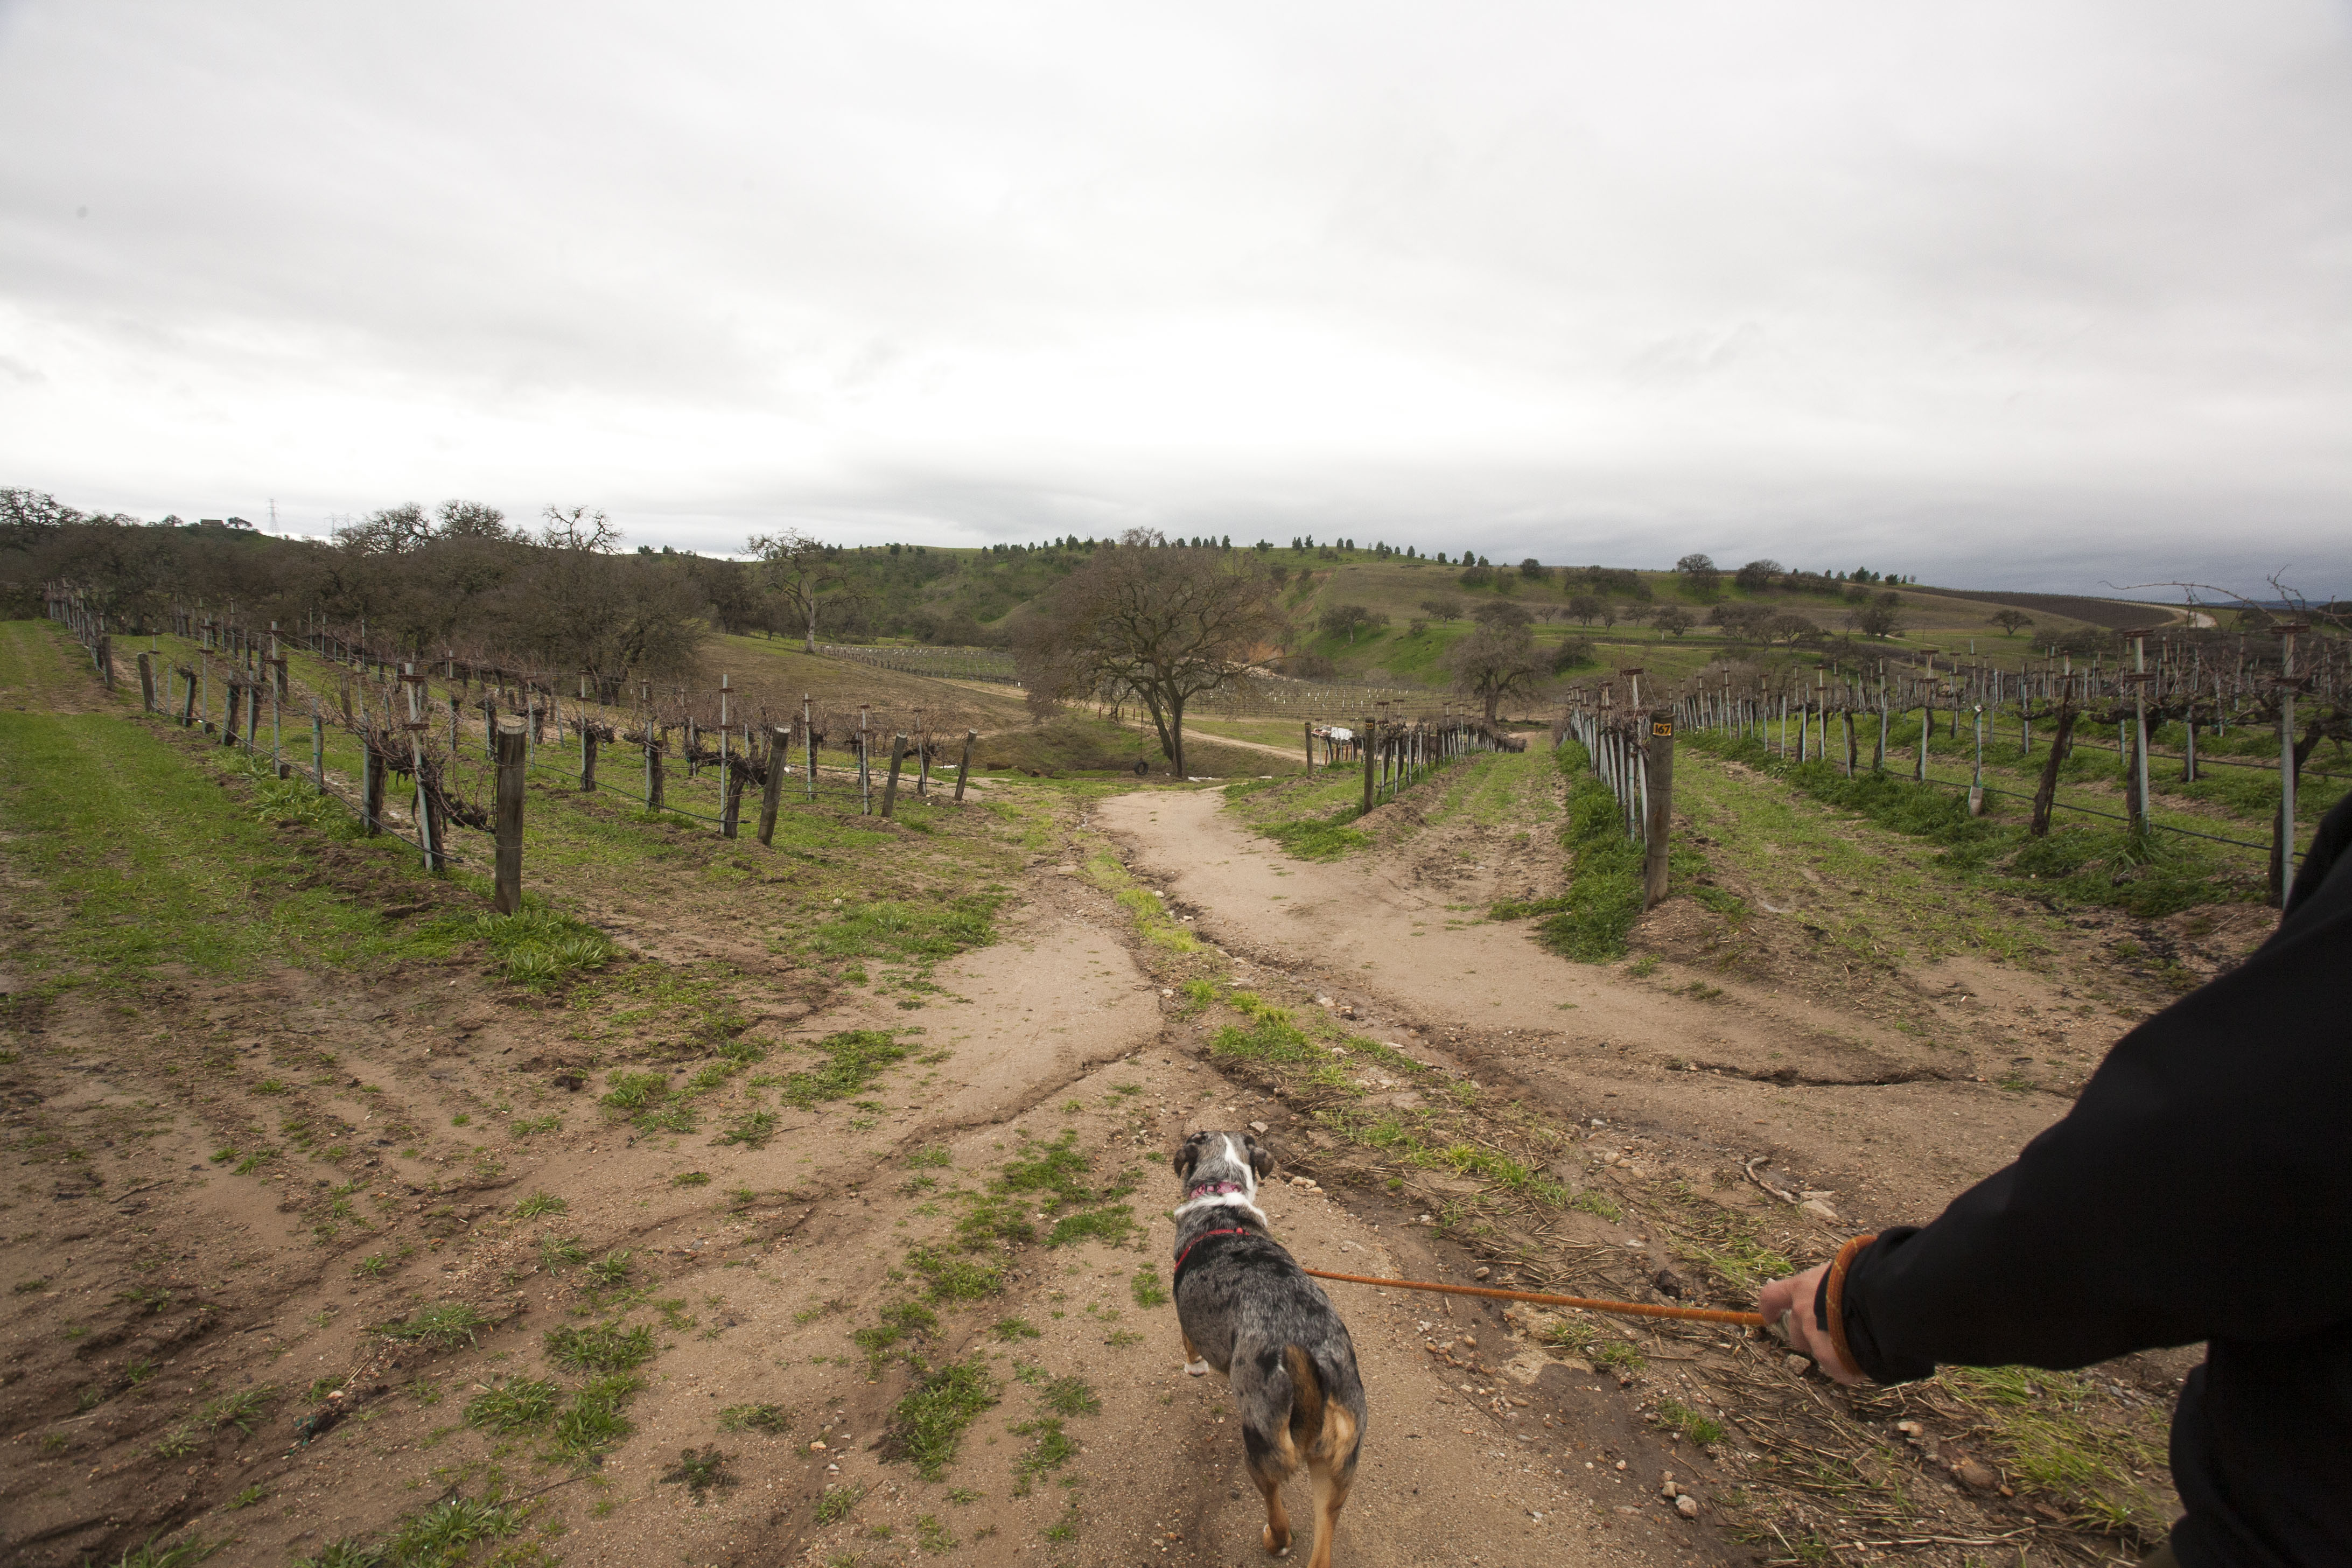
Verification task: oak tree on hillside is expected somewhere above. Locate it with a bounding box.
[1990,608,2034,637]
[747,528,852,653]
[1447,626,1548,721]
[1012,531,1287,776]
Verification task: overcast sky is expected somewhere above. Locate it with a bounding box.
[3,3,2347,596]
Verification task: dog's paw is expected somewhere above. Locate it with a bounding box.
[1262,1525,1291,1557]
[1186,1358,1210,1377]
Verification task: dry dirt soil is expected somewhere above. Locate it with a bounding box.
[3,626,2264,1568]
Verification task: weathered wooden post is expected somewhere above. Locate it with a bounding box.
[493,718,527,914]
[221,681,242,747]
[954,729,976,802]
[880,733,909,818]
[97,632,114,691]
[2273,625,2304,906]
[645,726,666,812]
[1643,708,1675,909]
[758,726,789,845]
[137,652,155,711]
[1968,704,1986,816]
[1304,720,1314,775]
[2029,698,2077,837]
[360,739,386,835]
[580,725,598,792]
[312,711,326,790]
[858,705,872,814]
[719,752,746,839]
[1361,719,1376,813]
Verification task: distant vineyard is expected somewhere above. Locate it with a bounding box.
[819,643,1020,684]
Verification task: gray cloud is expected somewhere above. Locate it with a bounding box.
[3,1,2346,596]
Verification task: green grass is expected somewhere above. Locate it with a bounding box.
[422,904,620,990]
[1656,1398,1724,1446]
[887,1357,1000,1480]
[464,1377,561,1433]
[370,1304,489,1350]
[1513,740,1657,962]
[718,1403,790,1434]
[511,1191,567,1219]
[547,1374,641,1465]
[814,1483,866,1524]
[796,895,1000,966]
[1938,1366,2170,1534]
[0,684,464,990]
[1130,1265,1169,1308]
[543,1320,656,1373]
[781,1029,916,1107]
[108,1536,222,1568]
[907,1245,1004,1302]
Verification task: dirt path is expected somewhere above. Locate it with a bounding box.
[1095,788,2068,1225]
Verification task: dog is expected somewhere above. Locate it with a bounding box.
[1171,1130,1366,1567]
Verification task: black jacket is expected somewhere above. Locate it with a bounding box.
[1832,792,2352,1567]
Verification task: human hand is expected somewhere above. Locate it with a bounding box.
[1758,1263,1864,1385]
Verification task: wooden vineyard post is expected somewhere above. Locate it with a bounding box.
[803,696,816,802]
[1968,704,1986,817]
[136,652,155,711]
[646,728,666,812]
[880,733,909,818]
[403,664,440,872]
[758,726,788,845]
[2272,624,2304,907]
[1361,719,1376,813]
[852,705,867,813]
[312,711,326,790]
[222,682,242,747]
[2029,701,2077,838]
[581,726,598,792]
[180,667,198,726]
[720,754,746,839]
[493,718,527,914]
[361,740,386,836]
[1643,708,1675,910]
[97,633,114,691]
[1304,721,1314,775]
[954,729,976,802]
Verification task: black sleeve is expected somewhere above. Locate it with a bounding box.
[1837,791,2352,1382]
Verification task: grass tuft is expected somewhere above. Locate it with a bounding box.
[885,1357,999,1480]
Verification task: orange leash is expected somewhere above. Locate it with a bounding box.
[1301,1267,1768,1328]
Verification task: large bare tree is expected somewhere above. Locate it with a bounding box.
[1447,626,1548,720]
[747,528,851,653]
[1013,531,1286,775]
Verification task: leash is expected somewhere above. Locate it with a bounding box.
[1301,1267,1767,1328]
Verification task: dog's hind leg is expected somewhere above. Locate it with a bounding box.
[1247,1449,1293,1558]
[1302,1406,1360,1568]
[1180,1328,1210,1377]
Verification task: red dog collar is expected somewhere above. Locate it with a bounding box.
[1172,1227,1254,1284]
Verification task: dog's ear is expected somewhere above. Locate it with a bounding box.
[1173,1133,1206,1180]
[1244,1136,1275,1180]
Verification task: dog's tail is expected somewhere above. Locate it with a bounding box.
[1283,1344,1327,1457]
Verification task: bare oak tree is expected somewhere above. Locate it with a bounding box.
[1012,531,1286,775]
[1447,626,1548,720]
[747,528,850,653]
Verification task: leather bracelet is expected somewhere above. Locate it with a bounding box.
[1824,1233,1878,1377]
